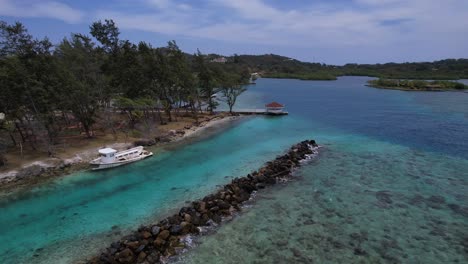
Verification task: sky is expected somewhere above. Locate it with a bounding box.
[0,0,467,65]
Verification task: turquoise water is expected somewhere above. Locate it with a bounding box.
[1,77,467,263]
[177,77,468,263]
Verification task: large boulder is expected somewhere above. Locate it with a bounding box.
[125,241,139,250]
[191,213,202,226]
[157,230,170,240]
[153,238,166,248]
[151,225,161,236]
[141,230,152,239]
[146,252,160,263]
[170,225,183,235]
[137,251,147,263]
[183,213,192,223]
[217,200,231,210]
[116,248,134,263]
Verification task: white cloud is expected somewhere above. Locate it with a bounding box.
[99,1,381,46]
[0,0,83,24]
[79,0,468,62]
[177,3,191,10]
[145,0,170,9]
[2,0,466,63]
[212,0,282,21]
[355,0,405,6]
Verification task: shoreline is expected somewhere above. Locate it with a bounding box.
[365,84,462,92]
[87,140,319,264]
[0,114,242,194]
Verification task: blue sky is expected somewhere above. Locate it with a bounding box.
[1,0,467,65]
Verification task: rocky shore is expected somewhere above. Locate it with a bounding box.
[87,140,319,264]
[0,115,239,192]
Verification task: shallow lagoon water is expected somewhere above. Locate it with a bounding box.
[1,77,467,263]
[176,135,468,263]
[178,77,468,263]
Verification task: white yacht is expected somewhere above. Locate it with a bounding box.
[90,146,153,170]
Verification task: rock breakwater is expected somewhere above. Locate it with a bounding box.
[88,140,319,264]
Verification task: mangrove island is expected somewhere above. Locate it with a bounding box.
[367,78,468,91]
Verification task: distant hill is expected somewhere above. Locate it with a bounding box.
[194,53,468,80]
[338,59,468,80]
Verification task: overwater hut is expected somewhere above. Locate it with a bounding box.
[265,102,285,114]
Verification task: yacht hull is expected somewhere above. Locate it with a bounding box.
[90,152,153,170]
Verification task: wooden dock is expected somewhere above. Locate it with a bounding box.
[220,109,288,115]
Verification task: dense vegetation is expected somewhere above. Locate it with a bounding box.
[338,60,468,80]
[224,54,339,80]
[262,72,337,81]
[1,19,467,165]
[0,20,249,165]
[367,79,468,91]
[216,54,468,80]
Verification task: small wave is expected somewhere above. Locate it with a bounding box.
[299,144,322,163]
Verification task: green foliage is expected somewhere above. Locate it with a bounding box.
[0,21,33,56]
[1,19,63,147]
[367,79,468,90]
[56,34,106,137]
[340,60,468,80]
[90,19,120,53]
[216,68,248,114]
[263,72,337,80]
[198,53,468,81]
[3,17,467,160]
[129,129,142,138]
[193,50,219,113]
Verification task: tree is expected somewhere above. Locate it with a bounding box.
[89,19,120,54]
[0,137,6,166]
[0,21,34,57]
[1,19,257,160]
[220,73,247,114]
[56,34,107,138]
[0,115,8,166]
[1,20,62,153]
[150,41,193,122]
[114,97,140,128]
[233,53,240,63]
[115,40,147,98]
[194,50,218,114]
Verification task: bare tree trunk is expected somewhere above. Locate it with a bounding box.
[165,107,172,122]
[63,111,70,126]
[156,108,164,125]
[191,103,198,123]
[23,117,37,150]
[105,109,118,140]
[83,123,92,138]
[15,121,26,143]
[19,141,23,159]
[8,132,17,146]
[152,108,157,121]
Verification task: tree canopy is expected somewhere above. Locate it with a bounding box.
[0,19,250,161]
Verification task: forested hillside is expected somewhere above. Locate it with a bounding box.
[216,54,468,80]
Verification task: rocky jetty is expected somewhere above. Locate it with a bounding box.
[88,140,319,264]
